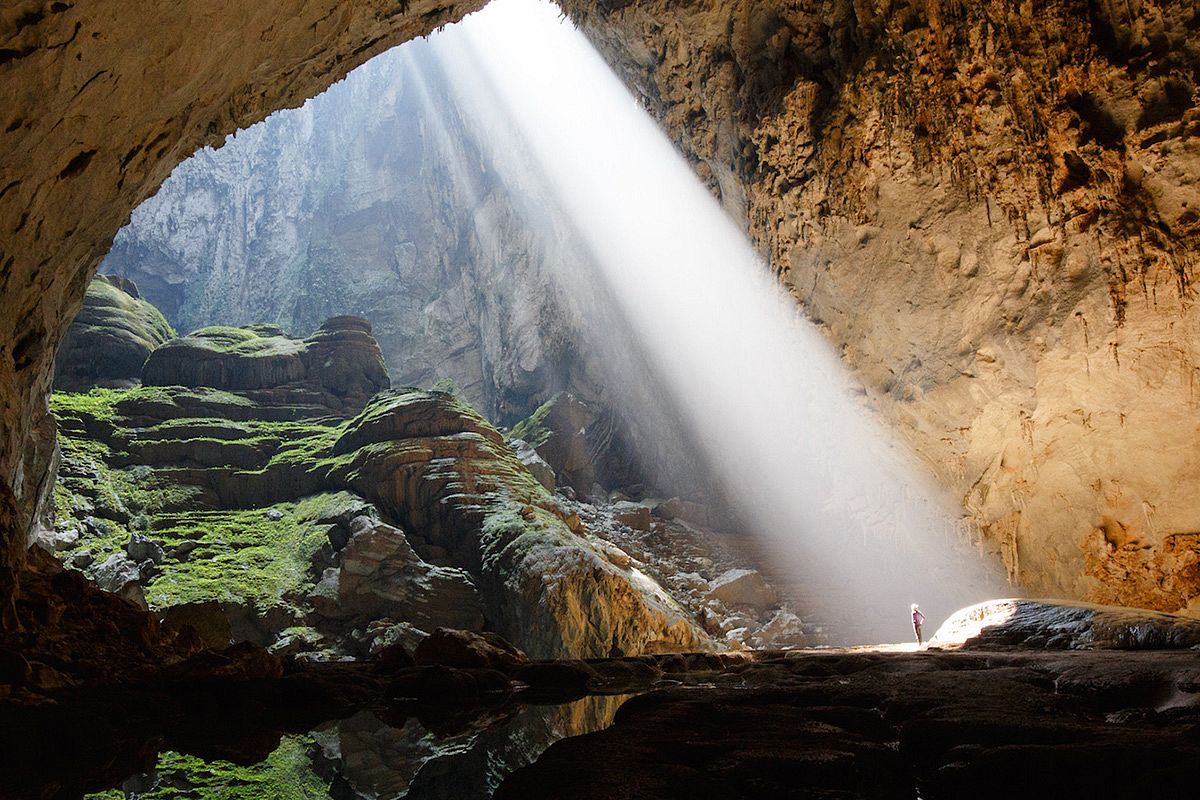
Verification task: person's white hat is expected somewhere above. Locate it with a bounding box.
[911,603,919,611]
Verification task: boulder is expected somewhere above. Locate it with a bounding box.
[126,533,165,565]
[92,553,147,608]
[159,600,233,650]
[751,609,810,649]
[413,628,530,671]
[364,620,429,658]
[612,501,653,531]
[372,640,416,671]
[308,517,484,632]
[510,438,556,491]
[929,599,1200,650]
[53,276,175,391]
[34,526,79,553]
[705,569,777,610]
[652,496,711,528]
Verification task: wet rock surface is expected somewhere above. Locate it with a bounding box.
[4,638,1199,800]
[498,649,1200,800]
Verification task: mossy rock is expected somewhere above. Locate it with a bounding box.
[141,316,390,405]
[53,276,175,392]
[142,326,308,391]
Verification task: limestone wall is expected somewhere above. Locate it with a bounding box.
[564,0,1200,612]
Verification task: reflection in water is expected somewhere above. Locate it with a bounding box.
[86,694,632,799]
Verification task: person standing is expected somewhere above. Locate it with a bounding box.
[911,603,926,645]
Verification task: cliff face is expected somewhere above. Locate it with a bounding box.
[565,0,1200,613]
[98,37,716,499]
[100,45,584,423]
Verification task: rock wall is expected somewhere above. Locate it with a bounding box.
[564,0,1200,614]
[99,44,585,423]
[0,0,484,612]
[96,33,719,499]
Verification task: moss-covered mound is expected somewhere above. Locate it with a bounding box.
[49,389,352,616]
[48,382,706,659]
[52,276,175,392]
[141,316,390,412]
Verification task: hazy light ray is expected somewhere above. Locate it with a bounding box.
[427,0,1009,641]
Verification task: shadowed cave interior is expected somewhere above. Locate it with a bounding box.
[2,0,1200,797]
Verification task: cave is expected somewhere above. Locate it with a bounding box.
[3,0,1200,797]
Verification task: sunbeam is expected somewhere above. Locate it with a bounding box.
[426,0,1011,642]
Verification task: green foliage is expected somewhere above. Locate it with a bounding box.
[50,387,125,423]
[144,499,338,609]
[83,737,328,800]
[507,394,558,448]
[183,325,305,358]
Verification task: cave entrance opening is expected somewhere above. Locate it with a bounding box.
[48,0,1008,654]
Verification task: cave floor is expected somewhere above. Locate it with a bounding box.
[4,647,1199,799]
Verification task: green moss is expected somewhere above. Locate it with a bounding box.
[83,278,176,345]
[430,377,463,397]
[263,421,344,470]
[183,325,306,358]
[115,385,258,414]
[507,394,557,448]
[83,737,328,800]
[50,387,125,424]
[143,497,340,610]
[112,467,206,515]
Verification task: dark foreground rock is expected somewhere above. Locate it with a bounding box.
[496,648,1200,800]
[5,644,1200,800]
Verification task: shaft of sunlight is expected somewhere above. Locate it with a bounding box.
[428,0,1010,642]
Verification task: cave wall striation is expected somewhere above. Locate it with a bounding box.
[564,0,1200,613]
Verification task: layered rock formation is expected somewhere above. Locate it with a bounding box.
[48,316,708,659]
[141,315,390,413]
[327,389,707,658]
[52,276,175,392]
[0,0,485,612]
[564,0,1200,614]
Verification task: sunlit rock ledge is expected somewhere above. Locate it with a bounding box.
[929,598,1200,651]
